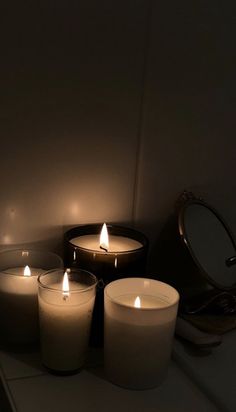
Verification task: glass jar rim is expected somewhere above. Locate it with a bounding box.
[0,249,63,276]
[104,277,179,311]
[0,248,62,257]
[65,223,149,254]
[38,268,98,294]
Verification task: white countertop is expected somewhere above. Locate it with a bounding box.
[0,345,219,412]
[173,330,236,412]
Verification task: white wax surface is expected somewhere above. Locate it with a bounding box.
[39,281,95,372]
[0,267,45,293]
[70,234,142,252]
[0,267,45,344]
[114,294,169,309]
[5,267,44,276]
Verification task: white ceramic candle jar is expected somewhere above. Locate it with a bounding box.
[104,278,179,390]
[0,249,63,345]
[38,268,97,374]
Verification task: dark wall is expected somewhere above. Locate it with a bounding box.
[135,2,236,269]
[0,2,236,263]
[0,1,147,250]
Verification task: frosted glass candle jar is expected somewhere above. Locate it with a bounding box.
[0,249,63,345]
[38,268,97,374]
[104,278,179,390]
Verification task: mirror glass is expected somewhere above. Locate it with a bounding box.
[183,203,236,288]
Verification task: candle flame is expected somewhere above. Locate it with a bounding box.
[134,296,141,308]
[100,223,109,252]
[24,265,31,277]
[62,271,70,298]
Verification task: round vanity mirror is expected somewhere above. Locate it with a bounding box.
[179,199,236,290]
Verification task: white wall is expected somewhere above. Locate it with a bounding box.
[0,1,235,264]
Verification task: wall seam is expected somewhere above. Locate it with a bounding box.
[131,0,153,227]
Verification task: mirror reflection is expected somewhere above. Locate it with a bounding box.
[183,203,236,288]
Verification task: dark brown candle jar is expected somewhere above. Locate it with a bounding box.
[64,224,149,345]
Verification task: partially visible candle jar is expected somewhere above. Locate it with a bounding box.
[104,278,179,390]
[38,268,97,374]
[0,249,63,345]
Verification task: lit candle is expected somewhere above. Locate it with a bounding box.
[73,223,143,253]
[64,223,148,277]
[64,224,149,346]
[0,249,63,345]
[104,278,179,389]
[134,296,141,308]
[38,268,97,373]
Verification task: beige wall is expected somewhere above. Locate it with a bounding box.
[0,1,235,265]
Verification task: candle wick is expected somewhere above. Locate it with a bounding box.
[100,245,108,253]
[63,294,69,301]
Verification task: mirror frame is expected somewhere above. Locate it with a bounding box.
[178,196,236,291]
